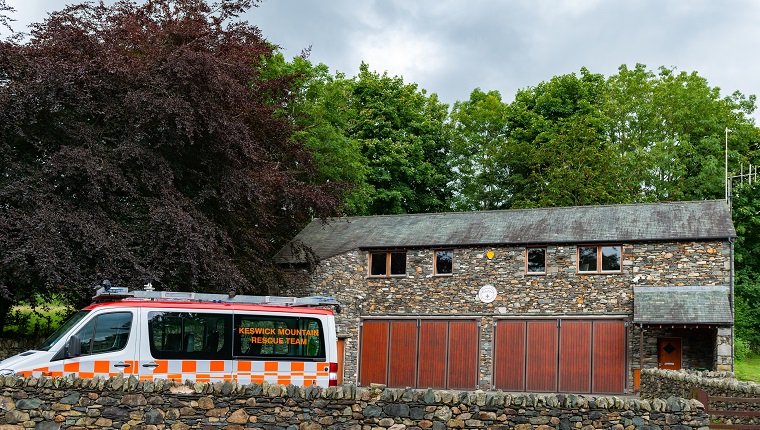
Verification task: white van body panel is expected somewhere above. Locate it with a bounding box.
[0,350,56,374]
[0,299,339,387]
[0,308,139,379]
[136,306,233,382]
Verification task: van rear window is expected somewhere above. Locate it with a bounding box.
[147,311,326,361]
[233,315,325,360]
[148,312,232,360]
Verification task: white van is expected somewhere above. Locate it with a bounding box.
[0,288,341,387]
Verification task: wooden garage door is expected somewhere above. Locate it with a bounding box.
[388,320,418,387]
[559,321,592,393]
[358,320,389,385]
[494,319,626,394]
[526,321,558,392]
[418,321,448,388]
[448,321,479,390]
[592,320,626,393]
[493,321,526,390]
[359,319,479,389]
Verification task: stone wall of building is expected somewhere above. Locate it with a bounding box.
[0,375,709,430]
[284,240,732,387]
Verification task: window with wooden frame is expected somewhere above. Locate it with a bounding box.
[526,247,546,274]
[577,245,621,273]
[434,250,453,275]
[369,251,407,277]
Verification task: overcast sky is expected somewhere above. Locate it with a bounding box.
[4,0,760,119]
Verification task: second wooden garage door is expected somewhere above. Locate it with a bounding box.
[493,319,626,394]
[359,319,479,390]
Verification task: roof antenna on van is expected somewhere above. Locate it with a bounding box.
[144,281,154,291]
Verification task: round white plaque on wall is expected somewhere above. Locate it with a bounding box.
[478,284,497,303]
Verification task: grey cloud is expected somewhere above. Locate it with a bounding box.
[4,0,760,118]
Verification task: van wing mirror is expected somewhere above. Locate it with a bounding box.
[51,334,83,361]
[66,335,81,358]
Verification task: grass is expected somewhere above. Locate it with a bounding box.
[4,302,70,340]
[734,352,760,383]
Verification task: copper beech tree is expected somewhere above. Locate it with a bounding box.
[0,0,12,33]
[0,0,343,327]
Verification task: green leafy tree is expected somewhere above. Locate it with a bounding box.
[347,63,452,215]
[449,89,511,210]
[258,58,453,216]
[530,114,633,208]
[605,64,758,201]
[0,0,342,329]
[258,53,369,214]
[464,65,760,209]
[732,182,760,350]
[503,68,635,207]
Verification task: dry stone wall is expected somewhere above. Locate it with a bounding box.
[0,340,38,363]
[0,375,710,430]
[641,368,760,404]
[641,368,760,426]
[283,241,732,387]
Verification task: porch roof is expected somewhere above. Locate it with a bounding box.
[632,285,732,326]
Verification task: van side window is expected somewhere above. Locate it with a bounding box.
[234,316,325,360]
[147,312,232,360]
[75,312,132,356]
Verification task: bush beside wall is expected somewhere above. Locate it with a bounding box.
[0,375,709,430]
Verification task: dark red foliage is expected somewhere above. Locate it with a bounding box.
[0,0,13,32]
[0,0,342,321]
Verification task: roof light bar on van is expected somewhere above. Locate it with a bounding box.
[92,287,341,313]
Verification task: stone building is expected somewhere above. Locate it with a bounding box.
[276,200,735,394]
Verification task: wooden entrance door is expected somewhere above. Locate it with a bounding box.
[337,338,345,385]
[657,338,682,370]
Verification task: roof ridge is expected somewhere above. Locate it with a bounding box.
[321,199,727,222]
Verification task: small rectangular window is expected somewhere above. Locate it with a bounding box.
[577,245,621,273]
[526,247,546,274]
[370,253,387,276]
[601,246,621,271]
[369,251,407,277]
[390,252,406,275]
[435,250,453,275]
[578,246,598,272]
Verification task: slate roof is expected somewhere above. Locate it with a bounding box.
[632,286,733,325]
[276,200,735,263]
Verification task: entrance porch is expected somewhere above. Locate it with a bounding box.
[633,285,733,377]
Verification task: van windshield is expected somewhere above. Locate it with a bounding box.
[36,310,90,351]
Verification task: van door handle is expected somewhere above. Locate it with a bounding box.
[113,362,131,368]
[142,362,159,368]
